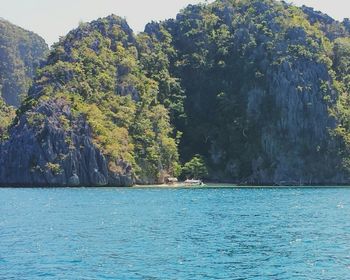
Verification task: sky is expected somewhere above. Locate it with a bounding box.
[0,0,349,47]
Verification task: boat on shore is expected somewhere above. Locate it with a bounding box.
[184,179,205,186]
[134,178,206,188]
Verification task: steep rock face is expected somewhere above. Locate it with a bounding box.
[244,15,342,184]
[255,60,339,184]
[0,19,48,106]
[0,98,132,187]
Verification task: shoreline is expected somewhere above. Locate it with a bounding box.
[133,183,350,189]
[2,183,350,189]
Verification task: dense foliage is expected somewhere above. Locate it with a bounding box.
[3,0,350,185]
[142,0,350,184]
[14,15,179,184]
[0,97,15,140]
[0,19,48,106]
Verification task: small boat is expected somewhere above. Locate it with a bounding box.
[184,179,204,186]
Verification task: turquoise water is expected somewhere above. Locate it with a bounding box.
[1,187,350,279]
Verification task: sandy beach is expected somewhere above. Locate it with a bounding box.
[132,183,350,189]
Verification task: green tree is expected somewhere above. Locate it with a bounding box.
[0,97,15,140]
[182,155,208,179]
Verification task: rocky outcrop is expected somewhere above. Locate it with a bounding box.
[301,5,349,40]
[0,98,133,187]
[301,6,335,26]
[0,14,177,187]
[252,60,342,185]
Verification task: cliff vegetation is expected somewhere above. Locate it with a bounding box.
[2,0,350,186]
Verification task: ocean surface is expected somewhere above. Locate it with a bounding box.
[1,187,350,279]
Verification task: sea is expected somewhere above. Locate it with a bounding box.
[1,186,350,279]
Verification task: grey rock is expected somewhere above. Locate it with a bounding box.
[68,174,80,186]
[0,98,134,187]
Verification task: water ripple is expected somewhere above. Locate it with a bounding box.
[0,187,350,279]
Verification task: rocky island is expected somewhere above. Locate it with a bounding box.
[2,0,350,186]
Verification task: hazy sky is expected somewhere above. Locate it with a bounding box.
[0,0,349,47]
